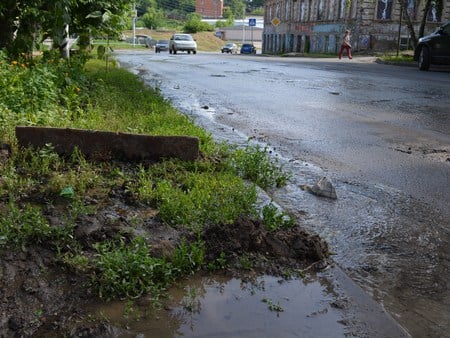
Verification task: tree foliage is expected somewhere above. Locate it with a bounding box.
[142,7,165,30]
[183,13,214,33]
[0,0,134,58]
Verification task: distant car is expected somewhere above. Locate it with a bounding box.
[240,43,256,54]
[414,21,450,71]
[144,37,157,48]
[169,33,197,54]
[126,34,155,47]
[221,43,238,54]
[155,39,169,53]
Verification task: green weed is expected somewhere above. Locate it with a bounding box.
[226,143,290,189]
[92,237,172,300]
[262,202,295,231]
[261,297,284,314]
[172,240,205,276]
[207,251,227,271]
[154,172,258,231]
[0,201,74,248]
[239,254,253,270]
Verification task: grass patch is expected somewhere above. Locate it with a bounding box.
[379,53,415,63]
[0,53,293,303]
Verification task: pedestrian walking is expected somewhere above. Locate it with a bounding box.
[339,30,352,59]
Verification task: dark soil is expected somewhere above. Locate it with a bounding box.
[0,162,329,337]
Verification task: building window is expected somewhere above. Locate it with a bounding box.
[286,0,289,20]
[317,0,324,20]
[339,0,346,18]
[406,0,416,19]
[377,0,393,20]
[427,0,442,22]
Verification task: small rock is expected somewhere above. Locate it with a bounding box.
[304,177,337,199]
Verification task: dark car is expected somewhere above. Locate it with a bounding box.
[155,39,169,53]
[221,43,238,54]
[414,21,450,70]
[240,43,256,54]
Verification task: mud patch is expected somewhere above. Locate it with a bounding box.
[0,193,329,337]
[203,218,329,275]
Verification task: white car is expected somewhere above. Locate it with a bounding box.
[169,34,197,54]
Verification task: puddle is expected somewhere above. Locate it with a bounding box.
[86,273,347,338]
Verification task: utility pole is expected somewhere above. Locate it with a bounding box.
[397,5,403,56]
[242,7,245,44]
[132,2,136,48]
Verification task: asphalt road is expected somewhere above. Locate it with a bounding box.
[116,51,450,337]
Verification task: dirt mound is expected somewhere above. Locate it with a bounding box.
[203,217,329,274]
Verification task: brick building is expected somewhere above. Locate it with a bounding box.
[262,0,450,54]
[196,0,223,18]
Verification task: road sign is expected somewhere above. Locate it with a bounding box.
[271,17,280,26]
[249,18,256,27]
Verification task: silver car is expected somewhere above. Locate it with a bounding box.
[169,34,197,54]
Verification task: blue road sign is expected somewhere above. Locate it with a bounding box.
[249,18,256,26]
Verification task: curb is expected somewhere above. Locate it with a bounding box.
[15,126,199,162]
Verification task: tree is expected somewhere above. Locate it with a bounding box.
[398,0,443,48]
[136,0,156,17]
[183,13,214,33]
[142,7,164,30]
[0,0,20,52]
[0,0,134,58]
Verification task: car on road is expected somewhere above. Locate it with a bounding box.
[240,43,256,54]
[169,34,197,54]
[221,43,238,54]
[414,21,450,70]
[155,39,169,53]
[126,34,156,48]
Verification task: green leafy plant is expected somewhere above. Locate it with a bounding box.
[0,202,73,248]
[92,237,172,300]
[262,298,284,314]
[207,251,227,271]
[226,144,290,189]
[262,203,295,231]
[172,239,205,276]
[239,254,253,270]
[154,172,258,231]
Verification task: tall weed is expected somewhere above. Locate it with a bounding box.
[226,143,290,189]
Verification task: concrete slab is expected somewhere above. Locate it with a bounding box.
[15,126,199,162]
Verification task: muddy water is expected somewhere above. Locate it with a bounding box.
[115,53,450,337]
[86,274,347,338]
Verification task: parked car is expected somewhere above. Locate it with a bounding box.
[414,21,450,71]
[221,43,238,54]
[169,34,197,54]
[155,39,169,53]
[240,43,256,54]
[125,34,155,47]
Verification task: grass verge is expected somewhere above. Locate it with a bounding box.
[0,53,293,303]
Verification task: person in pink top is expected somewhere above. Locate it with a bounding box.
[339,30,353,59]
